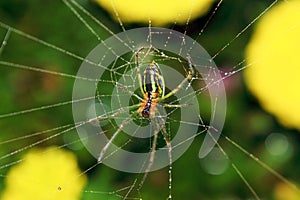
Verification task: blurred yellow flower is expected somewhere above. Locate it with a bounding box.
[274,182,300,200]
[94,0,214,25]
[1,147,87,200]
[245,0,300,130]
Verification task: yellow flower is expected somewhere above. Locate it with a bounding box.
[1,147,87,200]
[274,182,300,200]
[94,0,214,25]
[244,0,300,130]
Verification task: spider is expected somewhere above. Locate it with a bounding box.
[96,47,194,198]
[136,47,194,118]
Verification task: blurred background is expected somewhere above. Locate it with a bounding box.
[0,0,299,199]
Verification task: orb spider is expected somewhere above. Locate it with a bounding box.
[96,47,194,197]
[136,47,194,118]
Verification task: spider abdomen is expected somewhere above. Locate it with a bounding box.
[143,61,165,97]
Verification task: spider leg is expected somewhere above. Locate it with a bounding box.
[158,55,194,101]
[115,82,143,101]
[163,103,192,108]
[97,108,140,162]
[135,47,146,96]
[138,115,173,199]
[91,104,140,123]
[98,117,132,162]
[160,120,173,200]
[138,119,159,189]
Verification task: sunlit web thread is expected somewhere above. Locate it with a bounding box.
[146,0,152,45]
[178,0,194,56]
[68,0,131,48]
[84,185,141,199]
[0,61,134,125]
[0,137,97,170]
[0,95,109,119]
[225,136,300,194]
[0,28,11,57]
[0,121,85,162]
[0,105,134,163]
[57,140,138,199]
[62,0,101,41]
[206,131,260,200]
[188,0,224,53]
[218,13,300,81]
[0,60,102,82]
[0,124,74,145]
[210,0,279,60]
[0,21,120,74]
[168,121,300,198]
[187,0,278,60]
[109,0,135,49]
[63,0,135,65]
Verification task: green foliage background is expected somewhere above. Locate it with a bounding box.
[0,0,299,199]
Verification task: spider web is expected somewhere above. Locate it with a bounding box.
[0,0,299,199]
